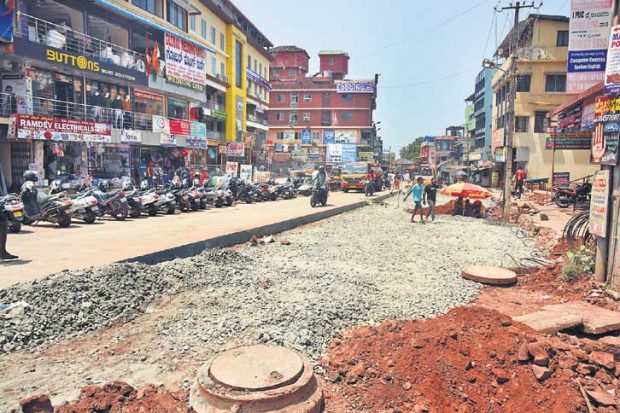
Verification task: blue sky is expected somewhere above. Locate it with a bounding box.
[235,0,571,154]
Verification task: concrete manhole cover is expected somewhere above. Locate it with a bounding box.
[209,345,304,391]
[461,265,517,286]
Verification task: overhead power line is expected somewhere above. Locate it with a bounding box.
[379,66,479,89]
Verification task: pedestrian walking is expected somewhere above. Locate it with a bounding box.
[514,166,526,199]
[423,176,439,222]
[0,179,18,260]
[410,176,425,223]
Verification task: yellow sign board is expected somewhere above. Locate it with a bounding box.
[46,49,100,73]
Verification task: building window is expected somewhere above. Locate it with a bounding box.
[167,1,187,31]
[189,15,196,32]
[515,116,529,133]
[276,112,284,121]
[259,63,262,78]
[271,69,280,78]
[290,112,298,125]
[201,19,207,39]
[220,33,225,50]
[304,93,312,102]
[342,111,353,121]
[220,62,225,78]
[303,112,310,121]
[341,93,353,102]
[545,74,566,92]
[516,74,531,92]
[211,27,216,44]
[132,0,161,16]
[235,40,242,88]
[277,94,285,103]
[312,132,320,140]
[247,55,252,69]
[328,56,334,65]
[556,30,569,47]
[211,57,216,75]
[288,69,297,77]
[290,92,298,105]
[534,111,548,133]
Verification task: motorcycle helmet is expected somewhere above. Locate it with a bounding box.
[140,180,149,190]
[23,170,38,182]
[50,179,61,192]
[98,180,110,192]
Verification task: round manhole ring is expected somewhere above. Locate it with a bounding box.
[209,345,305,391]
[461,265,517,286]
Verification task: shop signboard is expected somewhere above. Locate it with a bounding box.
[335,129,358,144]
[120,129,141,144]
[163,33,207,93]
[225,161,239,176]
[190,121,207,138]
[169,119,191,136]
[283,130,295,144]
[240,164,253,181]
[254,169,271,183]
[335,80,375,94]
[323,129,335,144]
[341,143,357,163]
[589,170,610,237]
[592,122,605,163]
[226,142,244,157]
[186,137,207,149]
[492,129,504,152]
[552,172,571,186]
[602,122,619,165]
[567,0,613,93]
[152,115,170,134]
[358,151,374,161]
[301,129,311,145]
[605,25,620,93]
[326,144,342,163]
[545,132,592,150]
[14,114,111,142]
[160,133,177,146]
[212,109,227,120]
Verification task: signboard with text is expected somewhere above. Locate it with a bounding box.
[589,170,610,237]
[545,133,592,150]
[14,114,111,142]
[323,129,335,144]
[301,129,311,145]
[552,172,570,186]
[121,129,141,144]
[152,115,170,134]
[567,0,613,93]
[164,33,207,92]
[335,80,375,94]
[604,25,620,93]
[169,119,191,136]
[226,142,245,157]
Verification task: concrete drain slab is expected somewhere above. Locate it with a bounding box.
[461,265,517,286]
[190,345,323,413]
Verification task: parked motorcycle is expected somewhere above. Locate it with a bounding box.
[229,177,254,204]
[1,193,25,233]
[310,183,328,208]
[364,180,375,197]
[21,179,73,227]
[122,183,144,218]
[49,180,98,224]
[297,179,313,197]
[553,178,592,209]
[93,181,128,221]
[138,180,160,216]
[154,187,177,214]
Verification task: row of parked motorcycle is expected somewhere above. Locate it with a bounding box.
[1,171,316,233]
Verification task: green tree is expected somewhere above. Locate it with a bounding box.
[400,137,423,160]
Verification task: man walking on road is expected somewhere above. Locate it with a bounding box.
[424,177,439,222]
[514,166,526,199]
[410,176,425,223]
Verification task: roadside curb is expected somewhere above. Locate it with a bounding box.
[122,192,394,265]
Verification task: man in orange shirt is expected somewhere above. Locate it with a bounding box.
[514,166,527,199]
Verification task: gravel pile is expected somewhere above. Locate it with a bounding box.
[0,200,539,359]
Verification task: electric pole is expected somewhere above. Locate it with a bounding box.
[496,1,541,221]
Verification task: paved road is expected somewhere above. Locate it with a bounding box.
[0,191,369,288]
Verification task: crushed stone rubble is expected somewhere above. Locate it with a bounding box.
[0,201,539,360]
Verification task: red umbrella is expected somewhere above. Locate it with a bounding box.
[440,182,492,199]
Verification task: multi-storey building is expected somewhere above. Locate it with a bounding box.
[0,0,271,188]
[266,46,378,168]
[492,14,595,181]
[473,67,496,159]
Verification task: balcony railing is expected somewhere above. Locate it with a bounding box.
[16,13,147,74]
[203,100,225,112]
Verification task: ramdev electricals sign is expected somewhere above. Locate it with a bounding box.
[12,114,111,142]
[164,33,207,93]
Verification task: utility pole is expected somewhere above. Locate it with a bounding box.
[496,1,541,221]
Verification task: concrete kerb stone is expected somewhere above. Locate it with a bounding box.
[122,192,394,266]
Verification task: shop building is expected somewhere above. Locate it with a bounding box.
[267,46,378,169]
[0,0,272,187]
[491,14,594,181]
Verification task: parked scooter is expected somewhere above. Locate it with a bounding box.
[122,181,144,218]
[49,180,98,224]
[297,179,313,197]
[1,193,25,233]
[92,180,128,220]
[21,171,73,227]
[553,176,592,209]
[154,186,177,214]
[138,180,160,216]
[310,182,328,208]
[229,177,253,204]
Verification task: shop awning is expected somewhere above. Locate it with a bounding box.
[93,0,216,55]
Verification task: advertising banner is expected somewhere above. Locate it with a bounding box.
[545,132,592,150]
[342,143,357,163]
[283,130,295,144]
[358,151,374,161]
[323,129,335,144]
[190,121,207,138]
[152,115,170,134]
[121,129,141,144]
[326,144,343,163]
[275,143,283,152]
[335,129,358,144]
[160,133,176,146]
[164,33,207,92]
[589,170,610,237]
[552,172,571,186]
[602,121,620,165]
[592,122,605,162]
[226,142,245,157]
[335,80,375,94]
[567,0,613,93]
[186,137,207,149]
[225,161,239,176]
[240,164,253,181]
[604,25,620,93]
[14,114,111,142]
[301,129,311,145]
[169,119,191,136]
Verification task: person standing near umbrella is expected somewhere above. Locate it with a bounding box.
[423,176,440,222]
[410,176,425,223]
